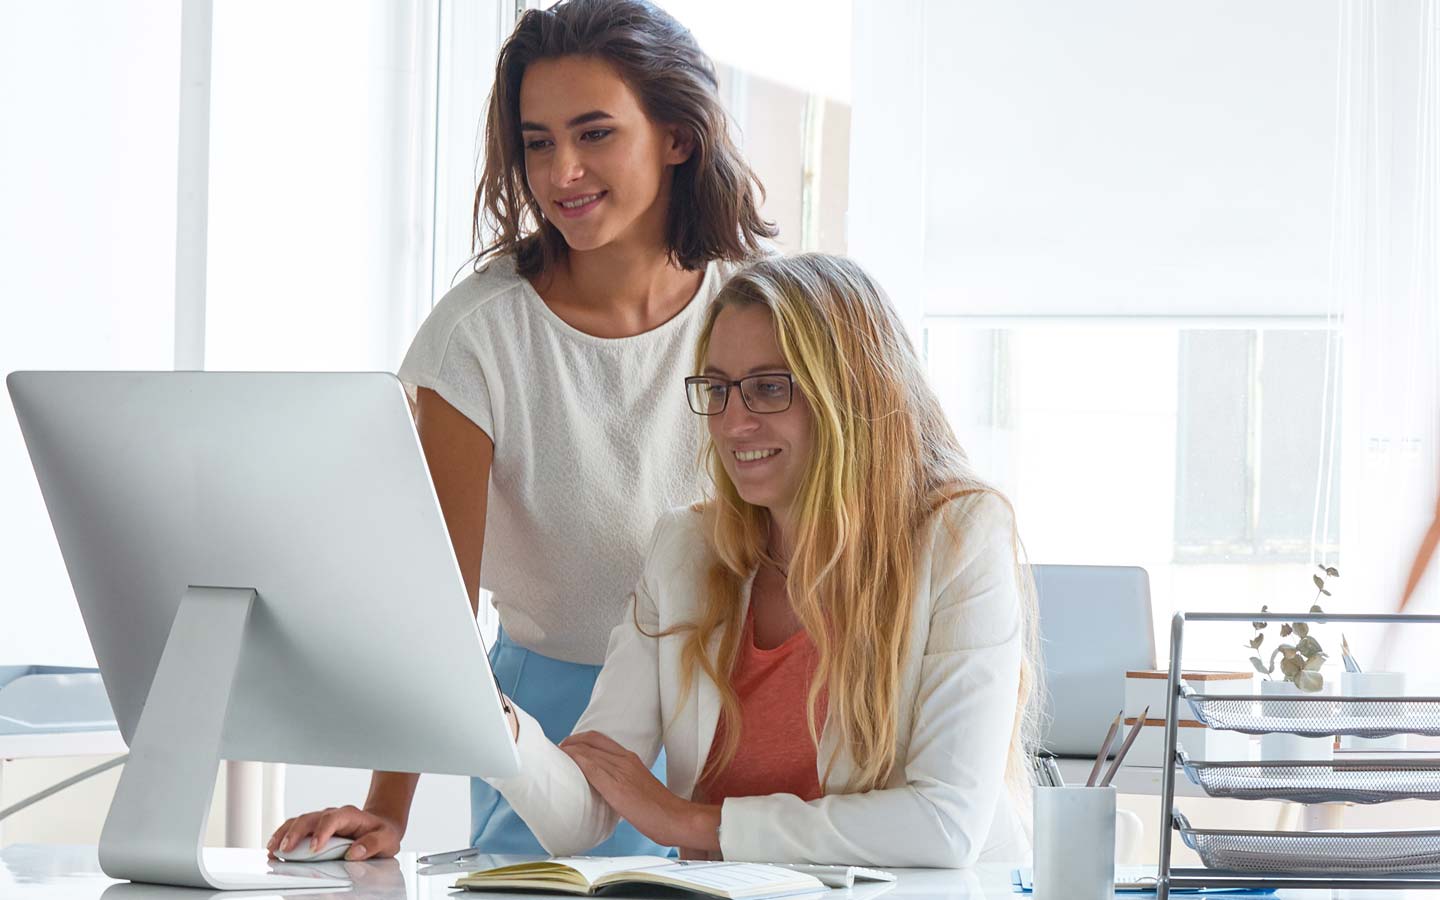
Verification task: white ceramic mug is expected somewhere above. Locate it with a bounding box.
[1033,786,1115,900]
[1114,807,1144,863]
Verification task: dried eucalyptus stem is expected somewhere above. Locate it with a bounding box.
[1244,565,1339,692]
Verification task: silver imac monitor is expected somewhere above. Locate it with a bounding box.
[7,371,519,890]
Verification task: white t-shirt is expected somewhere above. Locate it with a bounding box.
[397,254,730,664]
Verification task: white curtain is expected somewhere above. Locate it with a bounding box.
[203,1,440,372]
[1334,1,1440,661]
[0,1,461,666]
[1,4,183,665]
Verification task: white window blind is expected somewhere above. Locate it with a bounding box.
[916,0,1340,318]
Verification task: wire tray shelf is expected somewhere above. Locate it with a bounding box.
[1178,750,1440,804]
[1173,812,1440,875]
[1179,683,1440,738]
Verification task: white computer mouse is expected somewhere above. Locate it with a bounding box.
[274,835,354,863]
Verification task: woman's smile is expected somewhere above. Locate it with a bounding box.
[554,190,608,218]
[733,447,783,467]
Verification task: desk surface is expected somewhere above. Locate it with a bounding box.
[0,731,125,760]
[4,845,1440,900]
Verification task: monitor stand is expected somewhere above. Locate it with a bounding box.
[98,586,347,890]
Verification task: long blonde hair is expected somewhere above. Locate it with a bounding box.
[671,254,1040,795]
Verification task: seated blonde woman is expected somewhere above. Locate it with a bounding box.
[485,254,1038,867]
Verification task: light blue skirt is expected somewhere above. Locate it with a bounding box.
[471,626,675,856]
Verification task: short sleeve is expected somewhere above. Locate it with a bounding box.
[396,281,499,440]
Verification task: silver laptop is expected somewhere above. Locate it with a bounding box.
[1032,564,1156,757]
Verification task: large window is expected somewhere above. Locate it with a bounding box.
[1174,330,1342,562]
[655,1,851,255]
[662,0,1376,667]
[1,0,455,661]
[926,319,1343,663]
[1,3,183,666]
[844,0,1385,666]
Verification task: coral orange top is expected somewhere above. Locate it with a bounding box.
[696,603,828,805]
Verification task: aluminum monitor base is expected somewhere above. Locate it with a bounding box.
[98,587,346,890]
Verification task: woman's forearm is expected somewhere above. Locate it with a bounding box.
[488,707,622,855]
[684,802,722,853]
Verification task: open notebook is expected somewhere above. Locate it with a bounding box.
[455,857,828,899]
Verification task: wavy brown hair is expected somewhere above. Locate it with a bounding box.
[474,0,776,278]
[665,254,1041,797]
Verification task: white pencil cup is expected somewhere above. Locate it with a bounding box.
[1340,671,1407,751]
[1033,786,1115,900]
[1259,680,1334,761]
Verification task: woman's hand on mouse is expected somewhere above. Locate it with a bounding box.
[267,805,402,861]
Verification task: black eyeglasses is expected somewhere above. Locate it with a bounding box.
[684,373,795,416]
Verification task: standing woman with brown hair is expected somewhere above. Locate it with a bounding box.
[268,0,773,860]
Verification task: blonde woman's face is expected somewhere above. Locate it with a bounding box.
[703,305,813,515]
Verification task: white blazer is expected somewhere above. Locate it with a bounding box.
[486,493,1030,868]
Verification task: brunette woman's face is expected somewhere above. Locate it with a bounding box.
[518,56,691,255]
[703,305,814,517]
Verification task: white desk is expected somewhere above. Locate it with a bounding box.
[0,735,280,849]
[0,731,126,846]
[0,732,127,761]
[4,845,1440,900]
